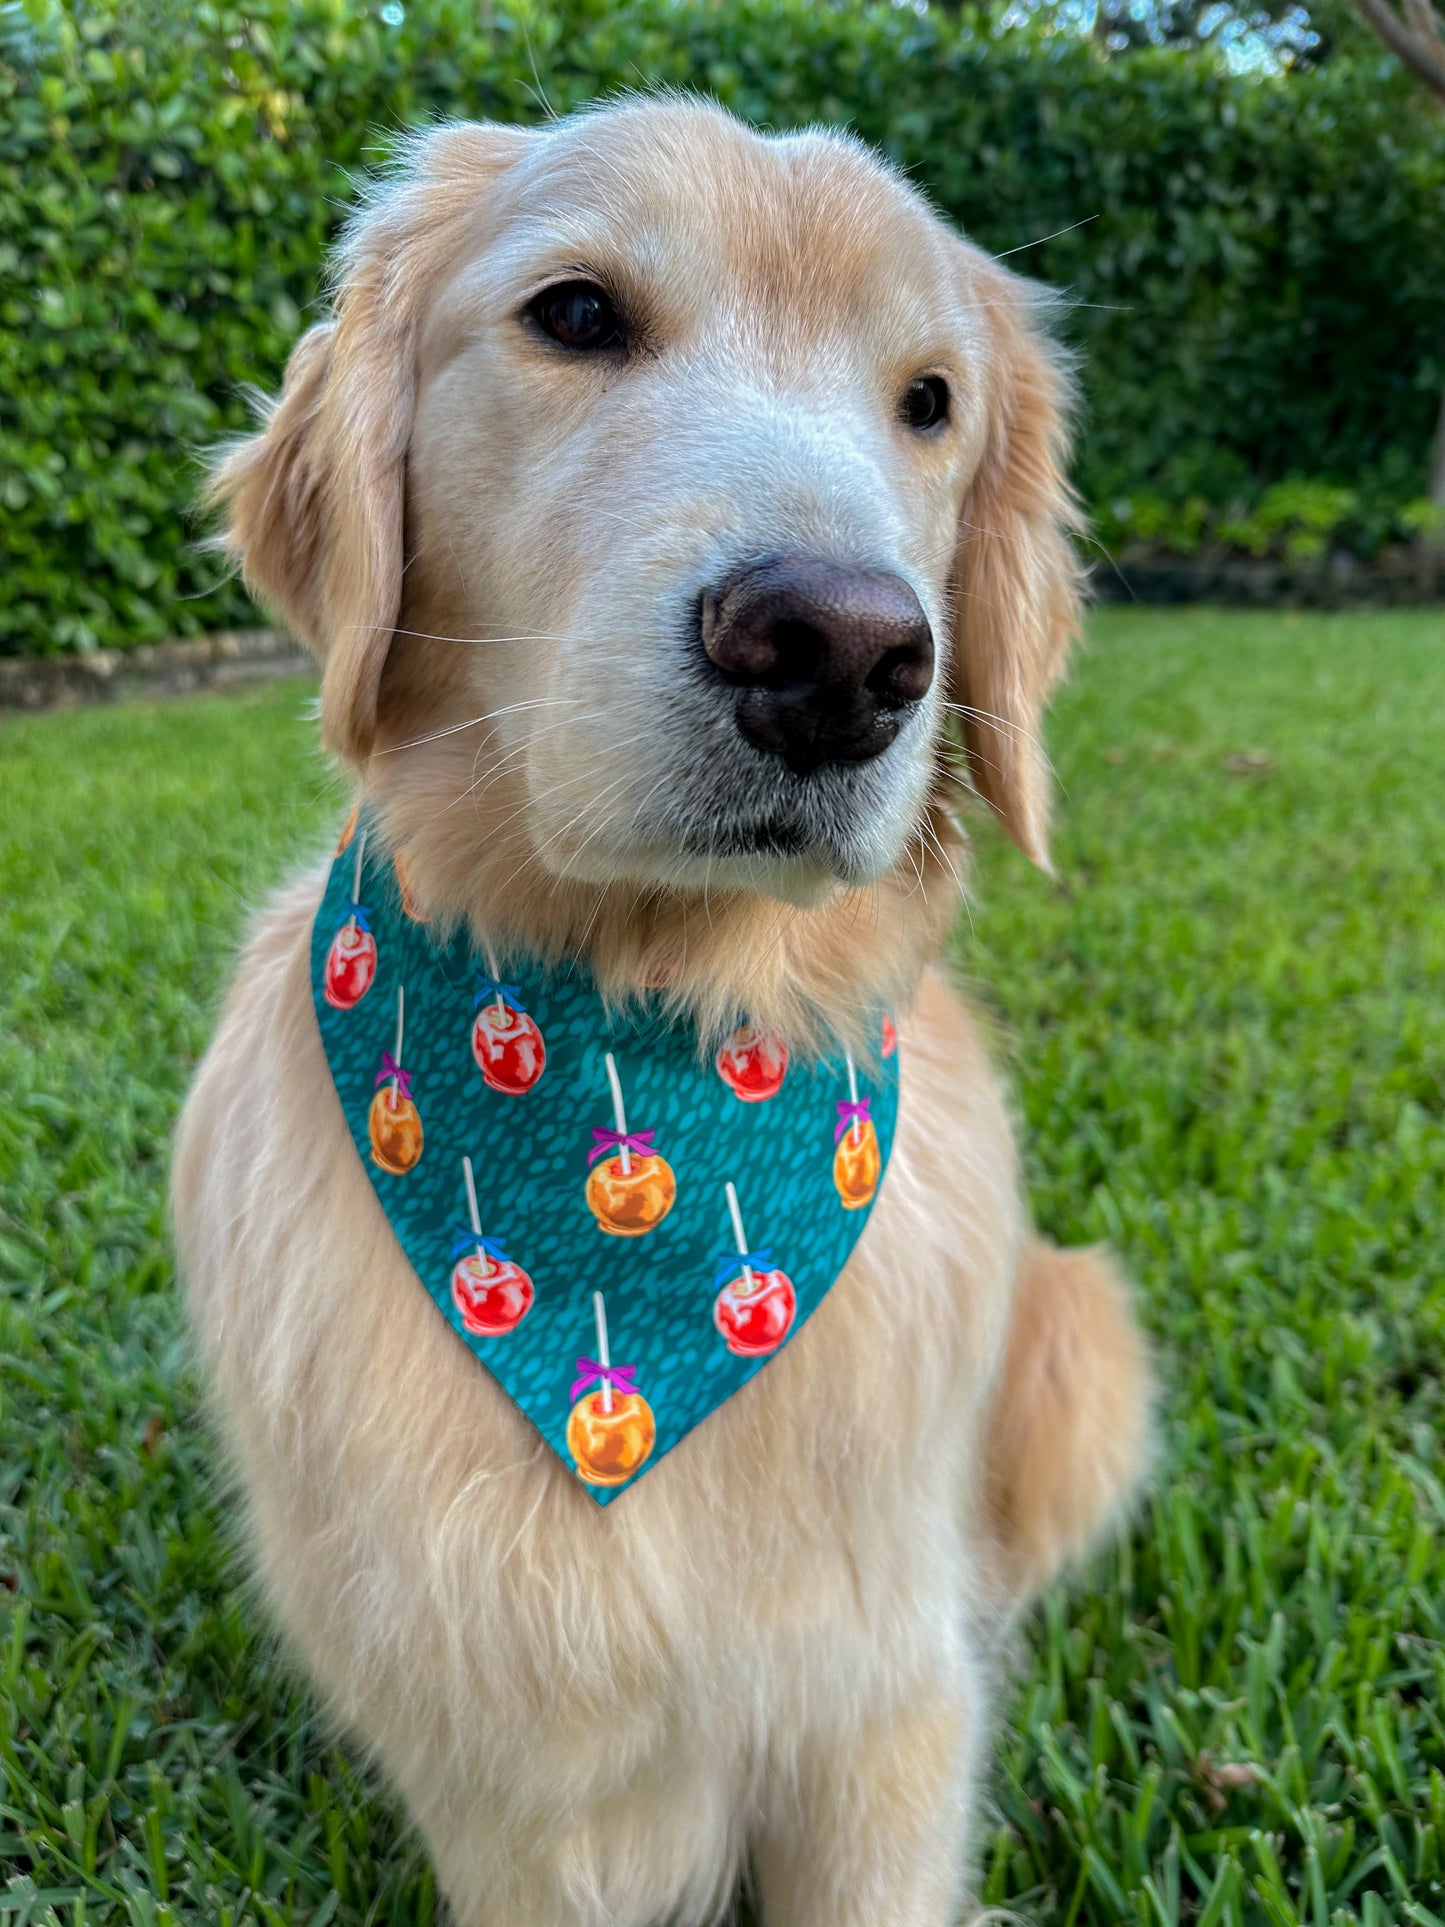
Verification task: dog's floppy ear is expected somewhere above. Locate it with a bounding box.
[206,123,528,761]
[948,259,1083,871]
[206,254,413,762]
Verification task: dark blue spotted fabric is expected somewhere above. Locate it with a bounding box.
[310,816,899,1505]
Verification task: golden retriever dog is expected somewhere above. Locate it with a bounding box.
[173,97,1151,1925]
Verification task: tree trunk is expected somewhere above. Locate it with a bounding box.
[1353,0,1445,98]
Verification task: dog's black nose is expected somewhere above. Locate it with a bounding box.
[700,558,934,776]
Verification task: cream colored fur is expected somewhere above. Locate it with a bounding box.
[173,98,1152,1925]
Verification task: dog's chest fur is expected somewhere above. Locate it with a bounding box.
[174,867,1024,1911]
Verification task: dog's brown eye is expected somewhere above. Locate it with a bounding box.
[529,280,625,352]
[901,377,949,432]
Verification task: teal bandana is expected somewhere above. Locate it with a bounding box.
[310,814,900,1504]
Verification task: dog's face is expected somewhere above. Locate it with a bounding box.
[214,98,1078,924]
[406,109,990,899]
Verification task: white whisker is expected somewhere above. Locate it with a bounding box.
[993,214,1098,259]
[377,697,573,756]
[938,699,1044,751]
[354,625,578,645]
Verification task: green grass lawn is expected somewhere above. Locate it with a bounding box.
[2,606,1443,1927]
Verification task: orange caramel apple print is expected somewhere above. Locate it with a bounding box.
[715,1024,789,1103]
[471,977,546,1096]
[369,986,424,1175]
[881,1009,898,1059]
[369,1084,422,1175]
[567,1291,655,1487]
[832,1052,880,1211]
[334,802,360,856]
[712,1181,796,1358]
[449,1155,533,1336]
[585,1052,676,1237]
[323,830,377,1012]
[394,850,428,924]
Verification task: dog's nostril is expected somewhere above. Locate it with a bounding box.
[700,556,935,772]
[867,643,934,709]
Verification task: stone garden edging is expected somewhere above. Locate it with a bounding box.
[4,552,1442,720]
[1092,549,1445,608]
[0,629,310,714]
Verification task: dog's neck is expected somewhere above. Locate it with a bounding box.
[357,754,966,1053]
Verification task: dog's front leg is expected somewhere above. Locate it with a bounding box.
[419,1761,746,1927]
[752,1688,976,1926]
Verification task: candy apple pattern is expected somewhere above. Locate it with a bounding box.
[712,1181,796,1358]
[324,914,377,1012]
[881,1010,898,1059]
[832,1053,880,1210]
[568,1292,655,1487]
[449,1154,534,1336]
[451,1243,533,1335]
[369,987,423,1175]
[715,1024,789,1102]
[471,977,547,1095]
[322,831,377,1011]
[308,808,899,1504]
[369,1082,422,1174]
[585,1052,676,1236]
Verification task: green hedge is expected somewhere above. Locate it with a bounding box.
[2,0,1444,654]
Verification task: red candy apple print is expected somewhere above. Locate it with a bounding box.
[323,830,377,1012]
[324,918,376,1012]
[715,1024,789,1103]
[471,976,547,1095]
[449,1154,534,1336]
[568,1291,656,1487]
[712,1180,796,1359]
[881,1010,898,1059]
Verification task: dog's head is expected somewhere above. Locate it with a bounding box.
[212,98,1079,1022]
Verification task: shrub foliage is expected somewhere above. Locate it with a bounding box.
[2,0,1443,654]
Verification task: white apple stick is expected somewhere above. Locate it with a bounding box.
[725,1181,755,1292]
[351,827,366,909]
[593,1289,613,1414]
[845,1052,861,1146]
[390,985,405,1106]
[462,1154,491,1276]
[604,1051,632,1177]
[476,947,507,1024]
